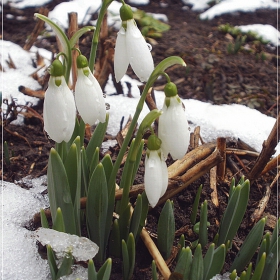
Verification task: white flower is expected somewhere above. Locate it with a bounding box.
[158,96,190,160]
[75,68,106,125]
[114,19,154,82]
[43,75,76,143]
[144,149,168,208]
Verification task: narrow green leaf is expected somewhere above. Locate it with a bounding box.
[240,271,247,280]
[55,141,67,163]
[157,200,175,260]
[218,180,250,246]
[230,217,266,273]
[237,176,245,186]
[40,209,49,228]
[129,194,142,239]
[56,251,73,279]
[47,148,77,234]
[88,259,97,280]
[89,147,99,177]
[136,191,149,238]
[81,146,89,197]
[69,26,95,48]
[203,243,226,280]
[119,203,132,242]
[131,139,144,186]
[229,177,235,198]
[257,234,269,264]
[190,244,204,280]
[176,235,185,262]
[86,163,108,262]
[261,236,280,280]
[229,270,237,280]
[4,141,10,166]
[53,207,65,232]
[252,253,266,280]
[101,154,113,185]
[270,217,280,251]
[86,113,109,164]
[152,260,157,280]
[175,247,192,280]
[122,240,129,280]
[199,200,208,248]
[109,219,121,257]
[67,118,84,151]
[47,245,58,280]
[245,263,252,280]
[191,184,202,225]
[97,258,112,280]
[127,233,136,280]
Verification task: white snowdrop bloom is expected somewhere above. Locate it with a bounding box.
[75,66,106,125]
[158,83,190,160]
[144,134,168,207]
[114,19,154,82]
[43,74,76,143]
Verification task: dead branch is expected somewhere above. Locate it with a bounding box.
[216,137,226,181]
[210,166,219,207]
[248,113,280,181]
[261,154,280,175]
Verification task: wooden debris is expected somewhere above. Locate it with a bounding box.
[250,171,279,224]
[23,7,49,51]
[216,137,226,181]
[140,228,171,280]
[261,154,280,175]
[248,113,280,181]
[6,54,16,69]
[18,85,45,99]
[116,115,134,148]
[210,166,219,207]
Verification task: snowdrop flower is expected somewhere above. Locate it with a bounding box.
[144,135,168,208]
[43,59,76,143]
[114,4,154,82]
[158,82,190,160]
[75,55,106,125]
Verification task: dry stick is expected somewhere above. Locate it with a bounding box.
[250,171,280,224]
[261,154,280,175]
[226,148,259,157]
[216,137,226,181]
[248,113,280,181]
[210,166,219,207]
[68,12,78,90]
[193,126,200,148]
[140,228,171,280]
[24,7,49,51]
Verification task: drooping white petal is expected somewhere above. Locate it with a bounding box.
[126,19,154,82]
[75,68,106,125]
[158,97,190,160]
[144,150,168,208]
[43,76,76,143]
[160,158,168,197]
[114,27,129,82]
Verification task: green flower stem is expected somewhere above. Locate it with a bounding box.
[88,0,114,71]
[108,56,186,190]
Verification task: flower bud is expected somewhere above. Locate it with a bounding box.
[120,4,134,21]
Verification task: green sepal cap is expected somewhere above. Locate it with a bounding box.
[120,4,134,21]
[50,59,64,77]
[164,82,178,97]
[147,134,161,151]
[76,54,88,69]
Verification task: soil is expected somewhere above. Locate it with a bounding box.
[1,1,279,279]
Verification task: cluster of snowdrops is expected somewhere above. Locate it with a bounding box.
[43,2,190,208]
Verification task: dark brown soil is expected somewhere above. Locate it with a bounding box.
[2,1,278,279]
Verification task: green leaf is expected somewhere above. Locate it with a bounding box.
[190,244,204,280]
[97,258,112,280]
[257,233,269,264]
[252,253,266,280]
[40,209,49,228]
[69,26,95,48]
[88,259,97,280]
[218,180,250,246]
[191,184,202,225]
[86,163,108,262]
[53,207,65,232]
[230,217,266,273]
[199,200,208,248]
[203,243,226,280]
[129,194,142,239]
[67,118,85,151]
[152,260,157,280]
[101,154,113,185]
[175,247,192,280]
[47,148,77,234]
[86,113,109,165]
[127,233,135,280]
[122,240,129,280]
[119,203,131,242]
[176,235,185,261]
[47,245,58,280]
[109,219,121,257]
[81,146,89,197]
[244,263,252,280]
[229,270,237,280]
[137,191,149,237]
[270,217,280,251]
[89,147,99,177]
[261,236,280,280]
[56,251,73,279]
[157,200,175,260]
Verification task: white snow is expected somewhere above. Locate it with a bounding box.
[1,0,279,279]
